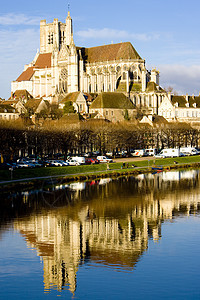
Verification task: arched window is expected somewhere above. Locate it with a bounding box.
[123,72,126,80]
[59,68,68,93]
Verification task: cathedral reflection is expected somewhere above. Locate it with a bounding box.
[2,170,200,294]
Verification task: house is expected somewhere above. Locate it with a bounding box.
[158,93,200,123]
[24,99,49,116]
[0,104,20,121]
[10,89,33,102]
[89,92,136,122]
[1,99,27,115]
[59,92,88,113]
[139,114,168,127]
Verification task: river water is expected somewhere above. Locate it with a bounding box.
[1,170,200,299]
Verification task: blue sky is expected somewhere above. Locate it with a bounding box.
[1,0,200,99]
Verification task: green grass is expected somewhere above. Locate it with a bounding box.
[1,155,200,182]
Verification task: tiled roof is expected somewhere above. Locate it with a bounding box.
[16,53,52,82]
[171,95,200,108]
[0,104,18,113]
[11,89,33,99]
[153,115,168,124]
[24,99,43,111]
[2,100,19,106]
[34,53,52,68]
[90,92,135,109]
[171,96,187,107]
[60,92,80,104]
[16,67,35,82]
[84,42,141,63]
[189,96,200,108]
[146,81,165,93]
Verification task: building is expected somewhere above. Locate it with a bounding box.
[11,11,158,106]
[158,93,200,123]
[59,91,88,113]
[0,104,20,121]
[12,10,200,125]
[90,92,136,122]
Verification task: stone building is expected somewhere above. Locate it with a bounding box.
[0,103,20,121]
[58,91,88,113]
[11,11,159,108]
[90,92,136,122]
[158,93,200,123]
[12,10,200,124]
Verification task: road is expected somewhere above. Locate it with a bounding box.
[113,156,155,163]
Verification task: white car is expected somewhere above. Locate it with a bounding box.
[106,152,113,157]
[66,159,80,166]
[56,160,69,166]
[17,162,32,168]
[97,156,113,163]
[49,160,63,166]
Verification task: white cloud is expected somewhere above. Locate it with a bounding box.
[158,64,200,95]
[0,28,39,99]
[76,28,160,42]
[0,13,41,26]
[0,28,39,62]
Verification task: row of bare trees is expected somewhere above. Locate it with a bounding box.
[0,119,199,160]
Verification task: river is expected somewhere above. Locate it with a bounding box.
[0,169,200,299]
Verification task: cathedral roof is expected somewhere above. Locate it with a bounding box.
[34,53,52,68]
[16,53,52,82]
[90,92,135,109]
[146,81,165,93]
[16,67,35,82]
[84,42,141,63]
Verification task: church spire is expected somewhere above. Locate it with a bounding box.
[65,4,73,45]
[67,3,71,19]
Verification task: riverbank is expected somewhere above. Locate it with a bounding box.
[1,155,200,191]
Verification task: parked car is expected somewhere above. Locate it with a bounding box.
[117,150,128,157]
[155,148,180,158]
[180,147,200,156]
[17,162,32,168]
[67,156,85,165]
[48,160,63,167]
[85,158,100,164]
[105,152,113,157]
[131,149,147,157]
[66,158,80,166]
[145,148,157,156]
[97,156,113,163]
[90,158,100,164]
[56,160,69,166]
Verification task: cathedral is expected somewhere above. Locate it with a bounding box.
[11,10,161,111]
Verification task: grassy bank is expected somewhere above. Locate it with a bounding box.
[1,155,200,184]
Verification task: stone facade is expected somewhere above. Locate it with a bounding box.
[90,92,136,122]
[59,92,88,113]
[11,11,158,106]
[158,93,200,123]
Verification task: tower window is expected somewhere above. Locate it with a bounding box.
[48,33,54,44]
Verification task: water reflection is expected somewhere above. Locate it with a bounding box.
[1,169,200,295]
